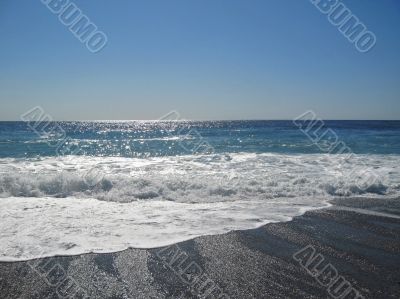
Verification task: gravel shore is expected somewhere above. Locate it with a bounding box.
[1,197,399,298]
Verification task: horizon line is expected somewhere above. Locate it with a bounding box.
[1,119,400,122]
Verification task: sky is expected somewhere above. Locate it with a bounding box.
[0,0,399,120]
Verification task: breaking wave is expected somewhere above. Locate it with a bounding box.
[0,153,399,261]
[0,153,399,201]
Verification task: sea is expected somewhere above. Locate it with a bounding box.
[1,120,400,261]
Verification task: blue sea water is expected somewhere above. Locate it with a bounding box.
[1,120,400,158]
[1,120,400,260]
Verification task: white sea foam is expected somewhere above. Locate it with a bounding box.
[0,153,399,261]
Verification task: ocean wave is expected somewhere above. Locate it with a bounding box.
[0,153,399,202]
[1,153,399,260]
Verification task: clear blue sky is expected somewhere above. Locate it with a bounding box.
[1,0,399,120]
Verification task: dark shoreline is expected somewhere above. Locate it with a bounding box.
[1,197,400,298]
